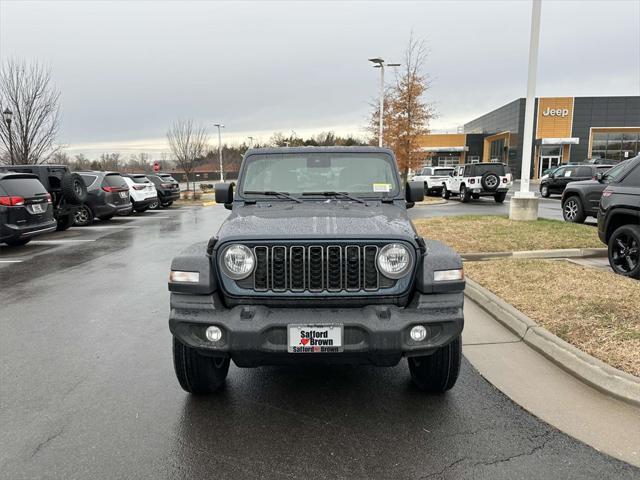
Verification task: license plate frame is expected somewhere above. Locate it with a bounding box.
[31,203,44,214]
[287,324,343,353]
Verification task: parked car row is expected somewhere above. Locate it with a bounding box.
[0,165,181,246]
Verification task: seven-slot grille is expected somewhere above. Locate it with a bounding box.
[248,244,388,293]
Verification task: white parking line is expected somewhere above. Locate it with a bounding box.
[30,239,96,244]
[111,216,170,220]
[70,225,141,230]
[0,259,23,263]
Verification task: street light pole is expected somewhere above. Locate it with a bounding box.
[369,58,400,148]
[214,123,224,182]
[510,0,542,221]
[3,108,14,164]
[248,136,254,148]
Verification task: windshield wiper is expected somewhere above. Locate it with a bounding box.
[302,191,367,205]
[243,190,302,203]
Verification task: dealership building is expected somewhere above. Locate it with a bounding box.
[419,96,640,179]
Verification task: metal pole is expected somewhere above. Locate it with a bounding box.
[378,64,385,147]
[7,120,13,164]
[217,126,224,182]
[517,0,542,197]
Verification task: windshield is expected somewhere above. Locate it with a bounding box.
[240,153,399,196]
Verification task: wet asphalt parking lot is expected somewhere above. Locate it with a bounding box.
[1,199,636,479]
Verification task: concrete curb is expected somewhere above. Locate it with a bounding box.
[465,277,640,407]
[462,247,607,261]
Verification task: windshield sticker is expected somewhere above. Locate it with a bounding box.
[373,183,391,192]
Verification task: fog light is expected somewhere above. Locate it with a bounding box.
[410,325,427,342]
[205,326,222,342]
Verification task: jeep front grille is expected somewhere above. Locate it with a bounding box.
[247,244,390,293]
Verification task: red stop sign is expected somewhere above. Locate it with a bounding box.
[153,161,160,172]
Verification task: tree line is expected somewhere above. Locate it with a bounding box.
[2,33,434,183]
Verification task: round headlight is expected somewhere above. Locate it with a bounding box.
[377,243,412,279]
[221,244,255,280]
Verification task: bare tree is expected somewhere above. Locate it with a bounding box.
[0,59,61,165]
[167,119,209,191]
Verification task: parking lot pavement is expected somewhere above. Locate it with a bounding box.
[1,205,637,479]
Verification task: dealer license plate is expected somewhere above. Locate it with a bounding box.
[287,324,343,353]
[31,203,44,214]
[119,191,128,198]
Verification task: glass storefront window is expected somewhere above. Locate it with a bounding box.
[591,130,640,160]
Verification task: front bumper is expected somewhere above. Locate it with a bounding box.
[169,291,464,367]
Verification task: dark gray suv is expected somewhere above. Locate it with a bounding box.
[168,147,465,395]
[74,172,133,225]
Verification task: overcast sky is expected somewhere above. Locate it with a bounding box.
[1,0,639,157]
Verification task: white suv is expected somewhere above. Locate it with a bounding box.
[441,163,512,203]
[411,166,455,195]
[122,174,158,212]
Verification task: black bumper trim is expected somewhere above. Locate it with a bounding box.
[169,291,464,367]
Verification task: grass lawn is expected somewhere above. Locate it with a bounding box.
[466,259,640,377]
[414,215,603,253]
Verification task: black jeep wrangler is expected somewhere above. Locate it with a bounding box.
[168,147,465,394]
[0,165,87,231]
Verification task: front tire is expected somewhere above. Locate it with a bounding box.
[441,185,450,200]
[540,184,550,198]
[173,338,230,394]
[494,192,507,203]
[98,214,114,221]
[608,225,640,279]
[408,335,461,393]
[562,196,585,223]
[459,185,470,203]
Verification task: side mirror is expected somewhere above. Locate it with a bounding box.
[596,172,605,183]
[215,182,233,210]
[406,181,424,209]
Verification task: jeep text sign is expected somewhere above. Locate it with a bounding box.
[542,107,569,117]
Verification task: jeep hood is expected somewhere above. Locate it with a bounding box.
[216,201,417,242]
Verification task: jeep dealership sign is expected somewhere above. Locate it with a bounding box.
[542,107,569,117]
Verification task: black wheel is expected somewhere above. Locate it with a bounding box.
[408,335,461,393]
[55,215,73,231]
[562,196,585,223]
[173,338,230,394]
[441,186,450,200]
[480,172,499,192]
[472,193,480,200]
[540,184,550,198]
[459,185,470,203]
[166,201,174,207]
[73,204,94,226]
[608,225,640,279]
[4,237,31,247]
[494,192,507,203]
[98,214,114,221]
[61,173,88,205]
[148,198,160,210]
